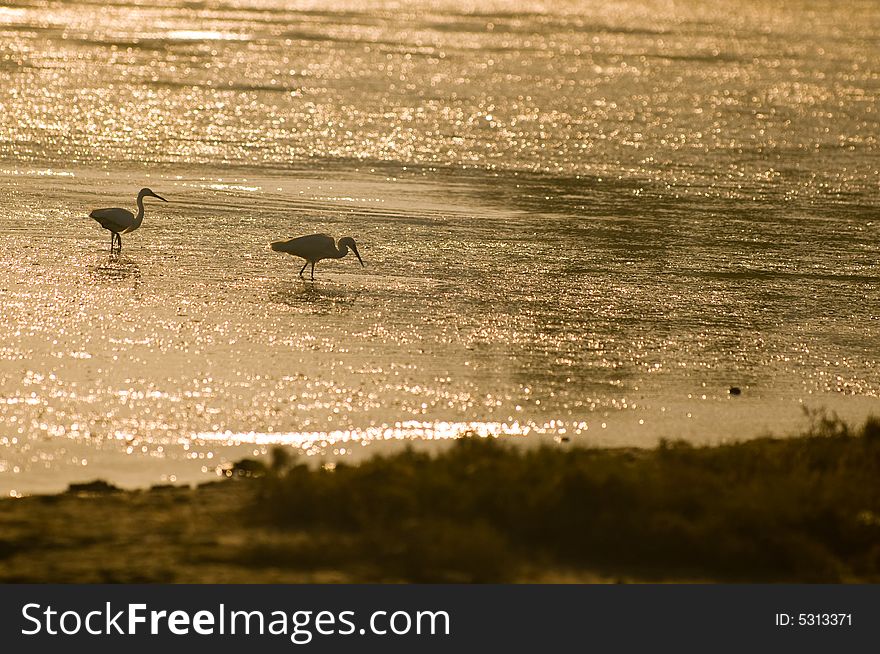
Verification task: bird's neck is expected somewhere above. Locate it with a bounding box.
[332,242,349,259]
[133,194,146,226]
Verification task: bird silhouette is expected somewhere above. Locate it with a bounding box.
[89,187,167,254]
[270,233,364,280]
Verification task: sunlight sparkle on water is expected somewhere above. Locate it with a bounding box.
[165,30,252,41]
[192,419,582,451]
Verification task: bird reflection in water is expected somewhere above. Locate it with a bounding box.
[91,258,141,285]
[267,279,359,313]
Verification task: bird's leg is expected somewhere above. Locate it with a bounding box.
[299,261,308,278]
[117,234,122,254]
[310,262,315,281]
[108,232,114,254]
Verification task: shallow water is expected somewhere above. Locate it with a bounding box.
[0,0,878,493]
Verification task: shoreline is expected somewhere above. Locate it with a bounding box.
[5,396,880,496]
[2,413,877,584]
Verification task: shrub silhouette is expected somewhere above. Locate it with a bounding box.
[249,415,880,582]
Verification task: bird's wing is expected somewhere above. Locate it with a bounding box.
[273,233,336,257]
[293,233,335,247]
[89,207,134,232]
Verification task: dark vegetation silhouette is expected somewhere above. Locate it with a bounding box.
[245,411,880,582]
[1,412,877,582]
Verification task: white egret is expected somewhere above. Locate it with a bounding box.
[270,233,365,280]
[89,187,167,254]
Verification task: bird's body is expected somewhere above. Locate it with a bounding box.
[89,187,166,254]
[270,233,364,280]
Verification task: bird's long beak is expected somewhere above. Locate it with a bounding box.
[352,245,365,267]
[151,192,168,202]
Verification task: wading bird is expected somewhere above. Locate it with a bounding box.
[89,188,167,254]
[270,233,365,281]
